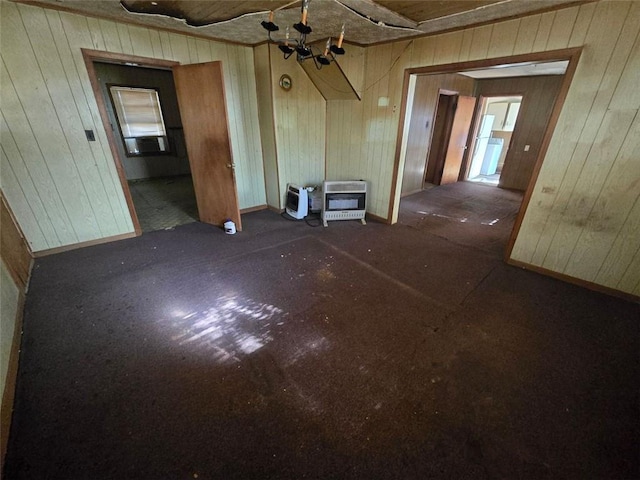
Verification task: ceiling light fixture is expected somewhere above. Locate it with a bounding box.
[261,0,345,70]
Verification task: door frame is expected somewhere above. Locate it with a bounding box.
[439,94,476,185]
[423,90,457,187]
[390,47,583,262]
[82,49,180,236]
[461,93,525,184]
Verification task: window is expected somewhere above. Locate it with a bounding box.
[109,86,169,156]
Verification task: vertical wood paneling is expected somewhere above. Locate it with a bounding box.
[474,75,564,191]
[513,1,632,265]
[566,113,639,282]
[128,25,153,58]
[116,22,133,53]
[254,44,279,209]
[487,19,520,58]
[0,259,21,440]
[468,25,493,60]
[2,1,638,296]
[400,74,475,196]
[170,34,190,62]
[159,31,173,59]
[411,36,436,69]
[1,1,266,251]
[1,193,32,290]
[458,29,474,62]
[97,19,122,53]
[615,200,640,295]
[2,7,79,246]
[323,1,638,295]
[543,109,635,271]
[434,32,462,65]
[532,12,556,51]
[270,45,325,206]
[0,138,50,250]
[336,44,365,97]
[509,1,639,296]
[568,3,596,47]
[149,30,163,59]
[24,7,119,238]
[521,1,636,269]
[513,15,540,55]
[594,193,640,291]
[545,7,578,50]
[53,12,133,231]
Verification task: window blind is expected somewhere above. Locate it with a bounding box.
[110,86,167,138]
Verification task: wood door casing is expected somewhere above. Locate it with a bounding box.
[425,94,455,185]
[172,62,241,230]
[473,75,564,191]
[440,95,476,185]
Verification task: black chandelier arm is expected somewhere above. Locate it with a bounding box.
[261,20,279,32]
[260,11,345,69]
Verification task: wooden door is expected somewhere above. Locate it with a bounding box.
[440,95,476,185]
[426,94,455,185]
[172,62,241,230]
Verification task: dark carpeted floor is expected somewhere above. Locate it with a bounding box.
[4,182,639,479]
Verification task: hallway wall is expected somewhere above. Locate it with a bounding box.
[474,75,564,191]
[400,73,475,196]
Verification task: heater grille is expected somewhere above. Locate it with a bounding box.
[324,181,366,193]
[321,180,367,227]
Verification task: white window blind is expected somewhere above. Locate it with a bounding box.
[109,86,167,138]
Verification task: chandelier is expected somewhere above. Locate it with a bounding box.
[261,0,345,69]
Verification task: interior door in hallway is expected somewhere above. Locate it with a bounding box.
[440,95,476,185]
[172,62,241,230]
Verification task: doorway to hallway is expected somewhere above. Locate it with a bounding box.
[467,95,523,187]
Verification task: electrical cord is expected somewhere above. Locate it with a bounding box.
[304,212,322,227]
[280,210,322,227]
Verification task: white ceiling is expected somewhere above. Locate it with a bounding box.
[459,60,570,79]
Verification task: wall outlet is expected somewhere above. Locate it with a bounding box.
[524,144,530,151]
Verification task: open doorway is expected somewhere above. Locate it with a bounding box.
[393,49,580,258]
[423,92,476,187]
[95,62,198,233]
[82,49,243,236]
[467,96,522,186]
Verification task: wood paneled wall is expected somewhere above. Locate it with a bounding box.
[324,1,639,296]
[1,259,22,467]
[1,193,32,291]
[254,44,280,210]
[1,191,30,467]
[0,1,265,252]
[327,40,412,216]
[474,75,564,191]
[401,74,475,196]
[269,45,326,207]
[336,44,366,98]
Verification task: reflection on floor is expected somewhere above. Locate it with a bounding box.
[400,181,523,256]
[128,175,198,232]
[7,182,639,479]
[468,173,500,185]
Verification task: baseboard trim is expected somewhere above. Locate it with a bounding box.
[33,232,137,258]
[367,212,390,224]
[1,292,25,470]
[507,258,639,304]
[240,204,268,214]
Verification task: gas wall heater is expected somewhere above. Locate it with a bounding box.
[322,180,367,227]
